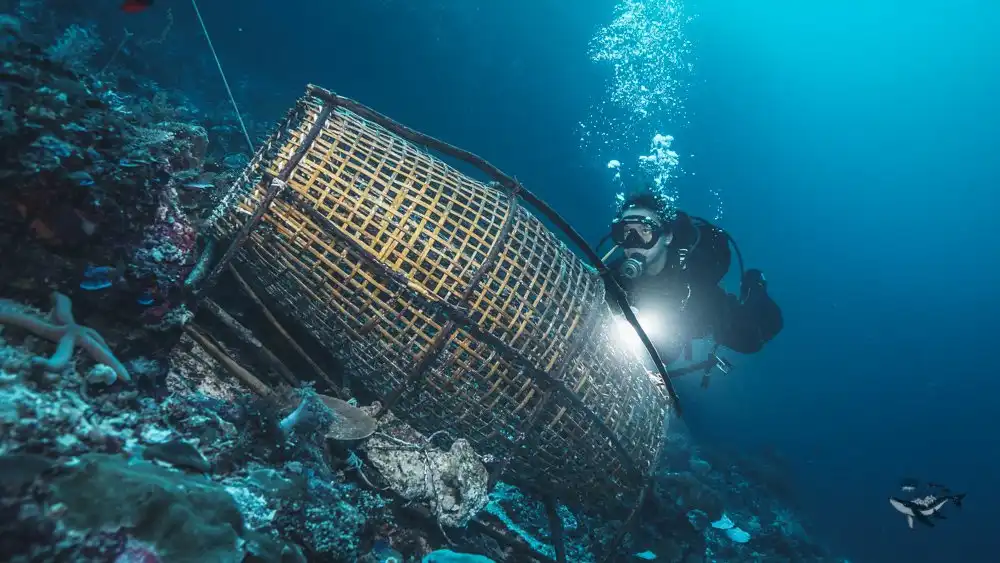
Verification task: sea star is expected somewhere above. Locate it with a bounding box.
[0,291,130,383]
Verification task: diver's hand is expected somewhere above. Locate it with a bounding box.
[739,269,782,341]
[740,268,767,303]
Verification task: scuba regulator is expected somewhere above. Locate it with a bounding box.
[619,254,647,280]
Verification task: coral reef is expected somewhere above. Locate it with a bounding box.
[0,326,377,562]
[0,11,247,387]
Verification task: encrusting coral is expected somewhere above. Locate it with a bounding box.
[0,291,130,383]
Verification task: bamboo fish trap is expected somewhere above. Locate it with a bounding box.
[202,85,674,513]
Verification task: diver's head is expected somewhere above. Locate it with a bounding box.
[611,193,674,278]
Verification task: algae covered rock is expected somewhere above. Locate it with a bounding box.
[47,453,245,563]
[365,418,489,528]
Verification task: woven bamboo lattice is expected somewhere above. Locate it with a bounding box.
[205,86,673,511]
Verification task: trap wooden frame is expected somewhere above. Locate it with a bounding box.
[200,84,679,559]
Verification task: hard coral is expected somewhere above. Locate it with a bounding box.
[0,291,130,383]
[0,28,199,363]
[270,461,387,560]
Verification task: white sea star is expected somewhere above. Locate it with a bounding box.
[0,291,130,383]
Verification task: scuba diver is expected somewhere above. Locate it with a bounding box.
[601,192,783,380]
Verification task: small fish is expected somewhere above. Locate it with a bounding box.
[889,492,966,529]
[80,278,113,291]
[81,261,127,291]
[900,477,919,492]
[121,0,153,13]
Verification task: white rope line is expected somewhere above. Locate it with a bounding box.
[190,0,254,153]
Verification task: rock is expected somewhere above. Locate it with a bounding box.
[47,453,245,563]
[242,530,306,563]
[0,452,55,494]
[142,438,211,473]
[655,472,725,520]
[689,457,712,475]
[364,417,489,528]
[686,508,710,532]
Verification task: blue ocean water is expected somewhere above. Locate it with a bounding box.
[681,2,1000,562]
[11,0,998,561]
[154,0,1000,560]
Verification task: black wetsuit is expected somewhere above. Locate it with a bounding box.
[608,212,783,364]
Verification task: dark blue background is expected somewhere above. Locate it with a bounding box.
[147,0,999,560]
[681,2,999,562]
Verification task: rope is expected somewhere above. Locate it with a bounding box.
[190,0,255,153]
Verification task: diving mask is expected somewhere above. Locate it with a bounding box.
[611,215,667,250]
